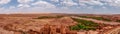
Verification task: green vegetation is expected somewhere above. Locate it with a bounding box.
[116,20,120,22]
[35,16,63,19]
[70,18,99,31]
[79,16,111,21]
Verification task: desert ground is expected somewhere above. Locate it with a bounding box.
[0,14,120,34]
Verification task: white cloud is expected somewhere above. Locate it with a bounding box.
[99,0,120,7]
[61,0,78,6]
[109,0,120,7]
[77,0,120,8]
[0,0,11,4]
[32,1,56,8]
[17,0,34,8]
[89,0,103,5]
[79,0,103,6]
[50,0,59,2]
[100,0,114,2]
[17,4,30,8]
[17,0,34,4]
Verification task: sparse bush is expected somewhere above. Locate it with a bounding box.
[79,16,111,21]
[116,20,120,22]
[70,18,99,31]
[35,16,63,19]
[70,25,80,30]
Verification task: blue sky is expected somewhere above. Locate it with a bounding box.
[0,0,120,14]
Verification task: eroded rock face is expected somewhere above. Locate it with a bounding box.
[0,28,14,34]
[1,17,77,34]
[1,16,120,34]
[49,17,77,26]
[40,24,77,34]
[4,24,77,34]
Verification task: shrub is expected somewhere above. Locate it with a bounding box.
[35,16,63,19]
[116,20,120,22]
[70,18,99,31]
[79,16,111,21]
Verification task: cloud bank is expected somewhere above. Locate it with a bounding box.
[0,0,120,14]
[0,0,11,4]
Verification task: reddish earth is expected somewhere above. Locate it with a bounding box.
[0,15,77,34]
[0,14,120,34]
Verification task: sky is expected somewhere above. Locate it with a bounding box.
[0,0,120,14]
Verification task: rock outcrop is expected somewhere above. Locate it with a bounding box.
[1,17,77,34]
